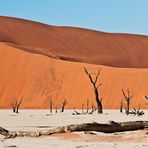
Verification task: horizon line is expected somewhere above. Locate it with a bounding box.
[1,15,148,37]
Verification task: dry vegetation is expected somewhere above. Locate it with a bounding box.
[11,97,23,113]
[121,89,145,116]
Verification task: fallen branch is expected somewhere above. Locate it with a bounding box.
[72,110,81,115]
[73,103,97,115]
[0,127,10,137]
[0,121,148,138]
[46,120,148,134]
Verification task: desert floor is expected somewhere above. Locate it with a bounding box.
[0,109,147,148]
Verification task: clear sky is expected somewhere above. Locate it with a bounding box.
[0,0,148,35]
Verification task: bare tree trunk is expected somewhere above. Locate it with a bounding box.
[82,104,85,114]
[84,67,103,114]
[50,98,52,114]
[61,106,64,112]
[126,101,130,115]
[11,102,16,113]
[120,101,123,113]
[13,108,16,113]
[94,86,102,113]
[1,121,148,138]
[11,97,23,114]
[55,104,58,113]
[121,89,133,115]
[0,127,9,137]
[91,103,96,113]
[61,99,67,112]
[86,100,89,113]
[16,107,19,113]
[97,101,103,114]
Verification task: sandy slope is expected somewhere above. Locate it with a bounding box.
[1,16,148,68]
[0,43,147,109]
[0,16,148,109]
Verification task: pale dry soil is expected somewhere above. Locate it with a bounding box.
[0,110,147,148]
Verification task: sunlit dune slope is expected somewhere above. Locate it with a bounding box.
[0,43,147,109]
[1,16,148,68]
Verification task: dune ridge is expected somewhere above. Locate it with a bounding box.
[1,16,148,68]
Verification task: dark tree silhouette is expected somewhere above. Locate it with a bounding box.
[84,67,103,114]
[61,99,67,112]
[91,103,96,112]
[86,99,89,113]
[81,103,85,114]
[49,98,53,113]
[79,101,96,115]
[121,89,133,115]
[15,97,23,113]
[11,101,17,113]
[55,104,58,113]
[120,101,123,113]
[11,97,23,113]
[131,104,144,116]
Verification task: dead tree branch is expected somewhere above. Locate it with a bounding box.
[86,99,89,113]
[130,104,144,116]
[84,67,103,113]
[121,89,133,115]
[11,101,17,113]
[1,121,148,138]
[15,97,23,113]
[55,104,58,113]
[11,97,23,113]
[49,98,53,114]
[61,98,68,112]
[82,103,85,114]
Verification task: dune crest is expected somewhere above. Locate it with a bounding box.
[1,16,148,68]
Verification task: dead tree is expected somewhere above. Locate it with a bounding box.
[74,102,96,115]
[61,99,67,112]
[120,101,123,113]
[15,97,23,113]
[1,121,148,138]
[121,89,133,115]
[86,99,89,113]
[84,67,103,114]
[131,104,144,116]
[81,100,90,114]
[82,100,96,114]
[91,103,97,112]
[49,98,53,113]
[89,103,97,114]
[11,97,23,113]
[11,101,17,113]
[55,104,58,113]
[82,103,85,114]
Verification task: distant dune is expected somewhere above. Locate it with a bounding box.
[1,16,148,68]
[0,16,147,109]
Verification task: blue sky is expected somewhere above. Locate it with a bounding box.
[0,0,148,35]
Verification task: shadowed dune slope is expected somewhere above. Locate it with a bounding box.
[1,16,148,68]
[0,43,147,109]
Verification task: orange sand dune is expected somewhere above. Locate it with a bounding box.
[1,16,148,68]
[0,16,148,109]
[0,43,147,109]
